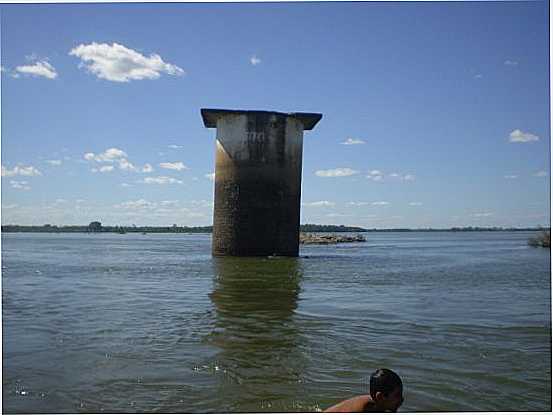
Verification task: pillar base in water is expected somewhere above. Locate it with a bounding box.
[202,109,322,257]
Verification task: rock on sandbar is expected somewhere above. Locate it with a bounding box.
[299,233,366,245]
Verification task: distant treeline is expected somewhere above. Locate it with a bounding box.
[0,224,212,233]
[1,223,549,233]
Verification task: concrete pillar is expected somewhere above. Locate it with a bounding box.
[201,109,322,257]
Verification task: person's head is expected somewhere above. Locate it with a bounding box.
[369,368,404,412]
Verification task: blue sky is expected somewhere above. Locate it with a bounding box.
[1,1,550,228]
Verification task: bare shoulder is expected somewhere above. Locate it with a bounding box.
[324,395,373,413]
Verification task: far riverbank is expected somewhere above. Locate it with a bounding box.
[1,224,549,234]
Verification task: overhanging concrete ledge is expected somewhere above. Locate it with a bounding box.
[201,108,322,130]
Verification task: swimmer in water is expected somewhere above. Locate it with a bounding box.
[324,368,404,413]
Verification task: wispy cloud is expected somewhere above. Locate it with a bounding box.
[326,213,352,218]
[2,164,42,177]
[372,201,389,206]
[408,202,422,206]
[316,168,358,177]
[46,160,62,166]
[168,144,184,149]
[471,212,493,218]
[509,129,539,143]
[84,148,141,172]
[250,55,261,65]
[141,176,183,185]
[92,165,114,173]
[504,60,518,66]
[2,65,21,79]
[302,200,335,207]
[15,60,58,79]
[142,163,154,173]
[348,201,370,206]
[2,203,19,209]
[340,138,365,145]
[10,180,31,190]
[534,170,548,177]
[159,161,188,171]
[84,148,127,162]
[114,199,157,210]
[118,159,137,172]
[69,42,185,82]
[504,175,518,179]
[474,73,483,79]
[366,169,383,181]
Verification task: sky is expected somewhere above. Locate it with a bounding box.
[0,1,550,228]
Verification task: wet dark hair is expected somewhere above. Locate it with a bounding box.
[369,368,403,399]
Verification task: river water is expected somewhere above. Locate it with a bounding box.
[2,231,551,412]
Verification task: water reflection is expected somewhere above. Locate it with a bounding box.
[206,257,308,412]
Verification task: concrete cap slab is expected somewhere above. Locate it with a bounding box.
[201,108,322,130]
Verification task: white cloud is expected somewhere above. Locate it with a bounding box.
[142,163,154,173]
[141,176,183,185]
[372,201,389,206]
[69,42,184,82]
[159,161,188,171]
[509,129,539,143]
[302,200,335,207]
[250,55,261,65]
[99,165,114,173]
[118,158,137,172]
[534,170,548,177]
[168,144,184,149]
[341,138,365,145]
[46,160,62,166]
[472,212,493,217]
[114,199,157,210]
[188,199,213,208]
[326,213,352,218]
[2,164,42,177]
[10,180,31,190]
[367,169,384,181]
[388,171,415,181]
[205,172,215,181]
[408,202,422,206]
[315,168,359,177]
[348,201,370,206]
[504,175,518,179]
[474,74,483,79]
[84,148,141,172]
[504,60,518,66]
[15,60,58,79]
[121,183,132,187]
[84,148,128,162]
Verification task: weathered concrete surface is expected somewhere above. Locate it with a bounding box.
[202,109,322,257]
